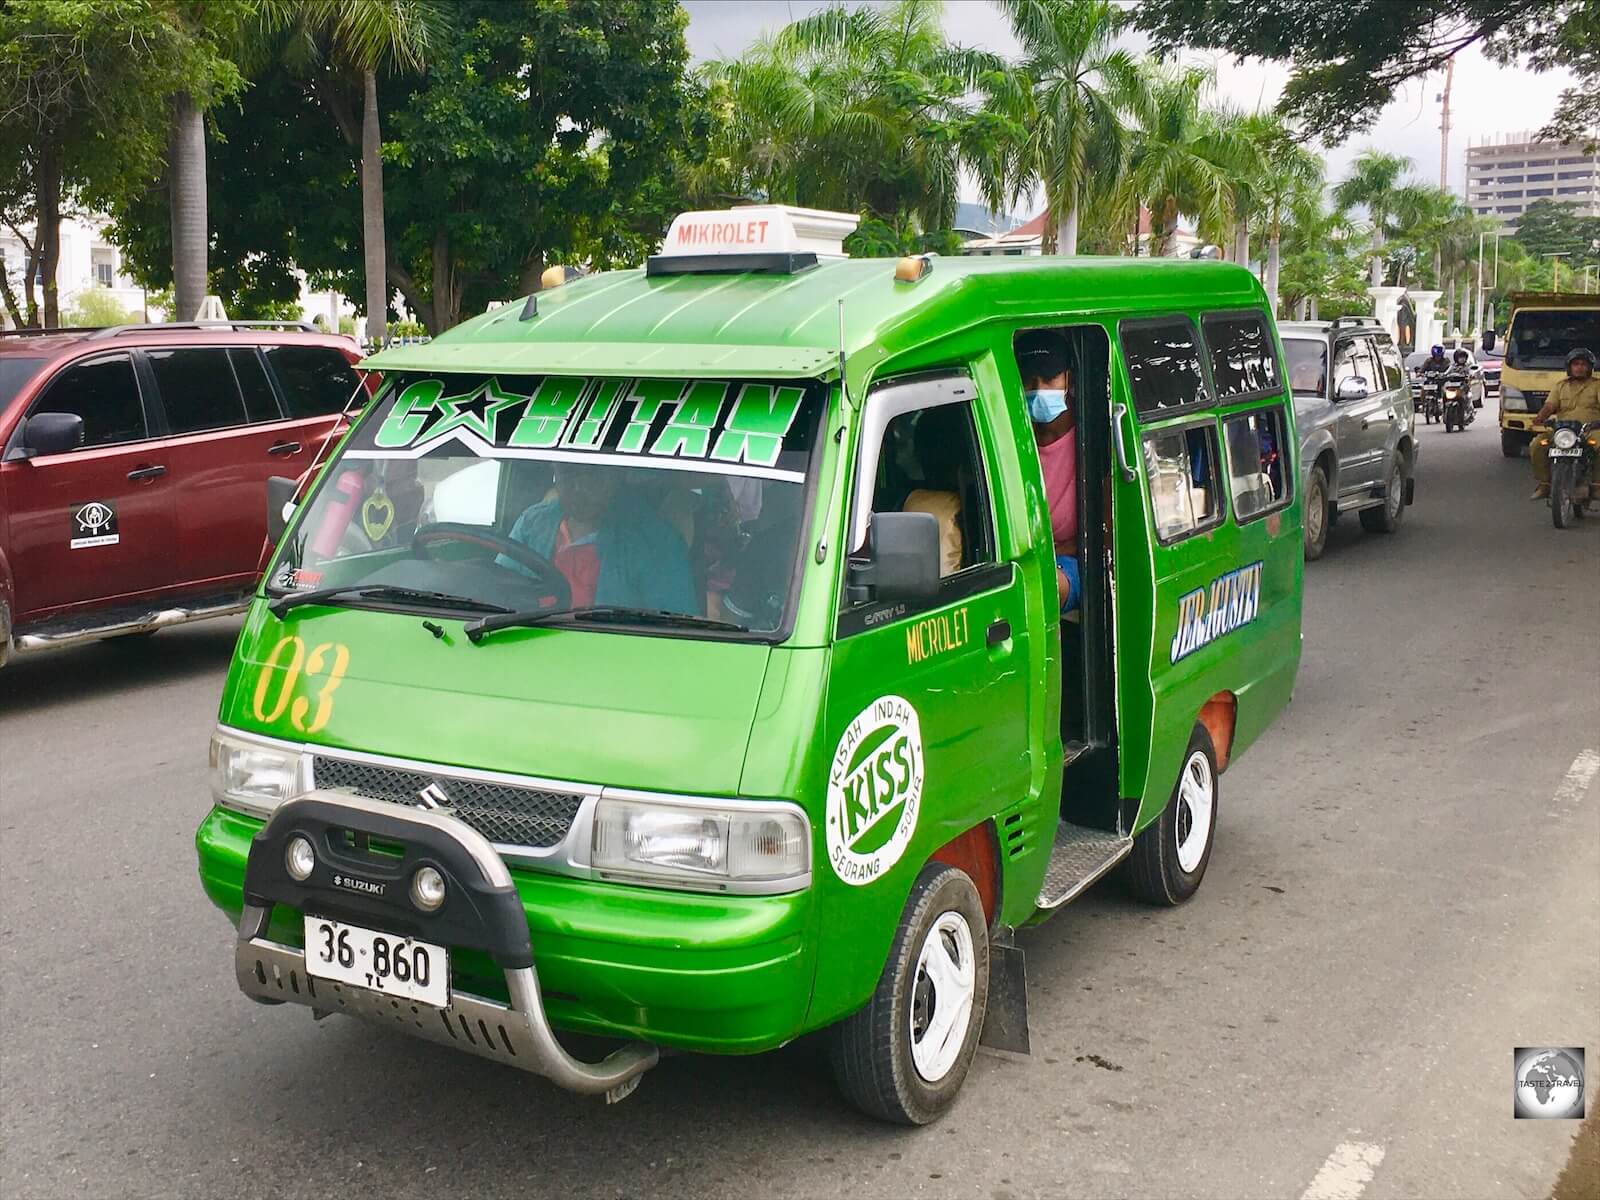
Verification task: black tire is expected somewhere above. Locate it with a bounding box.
[1551,460,1576,529]
[1303,463,1330,561]
[829,864,989,1125]
[1360,454,1406,534]
[1501,431,1523,458]
[1125,724,1218,906]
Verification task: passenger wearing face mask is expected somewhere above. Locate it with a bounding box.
[1016,331,1080,612]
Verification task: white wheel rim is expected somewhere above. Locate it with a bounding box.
[1174,750,1214,874]
[1307,480,1325,544]
[909,910,976,1083]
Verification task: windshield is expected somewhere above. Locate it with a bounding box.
[1506,309,1600,371]
[1282,338,1326,397]
[267,372,826,637]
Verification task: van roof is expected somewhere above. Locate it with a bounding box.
[362,256,1265,381]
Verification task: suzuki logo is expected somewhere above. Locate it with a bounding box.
[417,782,453,811]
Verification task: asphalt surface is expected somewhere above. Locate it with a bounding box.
[2,413,1597,1200]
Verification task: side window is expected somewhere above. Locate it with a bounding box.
[1332,338,1376,394]
[1375,340,1405,391]
[1121,319,1208,416]
[873,401,994,577]
[147,348,247,434]
[33,353,148,448]
[230,348,283,423]
[1141,422,1222,544]
[1223,406,1291,522]
[1202,311,1282,400]
[264,345,361,418]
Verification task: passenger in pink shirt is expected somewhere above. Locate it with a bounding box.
[1016,331,1080,611]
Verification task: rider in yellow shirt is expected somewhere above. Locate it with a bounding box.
[1529,347,1600,499]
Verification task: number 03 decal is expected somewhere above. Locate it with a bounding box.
[251,635,351,734]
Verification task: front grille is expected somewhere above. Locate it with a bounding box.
[310,756,584,849]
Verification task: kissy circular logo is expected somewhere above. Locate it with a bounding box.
[826,695,923,886]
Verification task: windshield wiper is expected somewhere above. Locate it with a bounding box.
[268,584,513,618]
[463,605,748,644]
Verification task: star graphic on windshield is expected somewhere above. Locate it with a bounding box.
[413,380,527,446]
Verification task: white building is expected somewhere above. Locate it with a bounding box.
[0,210,366,331]
[1466,133,1600,233]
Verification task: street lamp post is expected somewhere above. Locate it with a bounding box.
[1543,252,1570,292]
[1475,230,1501,336]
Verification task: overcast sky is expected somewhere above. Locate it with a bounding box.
[682,0,1579,216]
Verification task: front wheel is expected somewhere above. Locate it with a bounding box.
[1552,460,1577,529]
[829,864,990,1125]
[1126,723,1218,905]
[1304,463,1330,561]
[1360,453,1407,534]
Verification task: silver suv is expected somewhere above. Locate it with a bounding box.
[1279,317,1419,560]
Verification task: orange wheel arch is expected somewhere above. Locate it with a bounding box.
[1199,692,1237,772]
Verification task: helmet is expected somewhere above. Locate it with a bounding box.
[1430,344,1444,357]
[1567,347,1595,369]
[1453,348,1470,364]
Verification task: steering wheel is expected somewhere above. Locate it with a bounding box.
[411,522,572,610]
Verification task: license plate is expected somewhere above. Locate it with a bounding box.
[1549,447,1582,457]
[303,916,450,1008]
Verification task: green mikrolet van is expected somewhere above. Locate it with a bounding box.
[197,207,1303,1124]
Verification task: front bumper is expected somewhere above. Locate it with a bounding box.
[234,792,657,1100]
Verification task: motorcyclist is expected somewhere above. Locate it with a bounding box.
[1420,344,1450,379]
[1446,347,1475,418]
[1529,347,1600,500]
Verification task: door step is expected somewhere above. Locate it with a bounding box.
[1036,822,1132,910]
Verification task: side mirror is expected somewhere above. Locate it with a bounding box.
[1481,330,1496,353]
[847,511,941,606]
[21,411,85,456]
[266,475,299,543]
[1334,376,1370,403]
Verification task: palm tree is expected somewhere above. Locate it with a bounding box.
[1123,64,1249,258]
[273,1,439,345]
[1332,150,1411,287]
[994,0,1144,255]
[1241,113,1322,314]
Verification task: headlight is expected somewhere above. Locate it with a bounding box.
[591,795,809,892]
[1501,384,1527,412]
[1553,428,1579,450]
[209,729,300,816]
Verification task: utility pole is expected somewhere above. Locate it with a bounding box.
[1544,252,1569,292]
[1438,57,1454,189]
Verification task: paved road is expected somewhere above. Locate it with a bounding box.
[2,415,1596,1200]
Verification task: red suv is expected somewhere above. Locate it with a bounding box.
[0,321,366,665]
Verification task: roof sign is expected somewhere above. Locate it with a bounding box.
[657,205,860,261]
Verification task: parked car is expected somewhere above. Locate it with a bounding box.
[0,321,366,665]
[1280,316,1418,560]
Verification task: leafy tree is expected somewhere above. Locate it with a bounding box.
[1510,198,1600,269]
[1239,113,1322,314]
[1530,0,1599,149]
[1279,199,1368,319]
[1333,150,1411,286]
[1130,1,1580,142]
[61,287,135,327]
[0,0,240,326]
[993,0,1144,255]
[1122,64,1248,258]
[269,0,442,343]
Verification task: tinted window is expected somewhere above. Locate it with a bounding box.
[1376,341,1406,391]
[1284,338,1327,397]
[265,345,360,418]
[230,348,282,423]
[0,356,47,410]
[35,353,147,448]
[1332,338,1377,392]
[1204,312,1281,400]
[1223,406,1291,521]
[147,348,247,434]
[1122,320,1208,416]
[873,401,993,577]
[1142,423,1222,544]
[1506,309,1600,371]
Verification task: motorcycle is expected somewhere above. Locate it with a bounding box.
[1441,371,1474,432]
[1547,420,1598,529]
[1419,376,1443,424]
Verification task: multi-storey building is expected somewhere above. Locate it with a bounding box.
[1466,133,1600,233]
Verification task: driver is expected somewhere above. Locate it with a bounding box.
[502,462,696,611]
[1529,347,1600,500]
